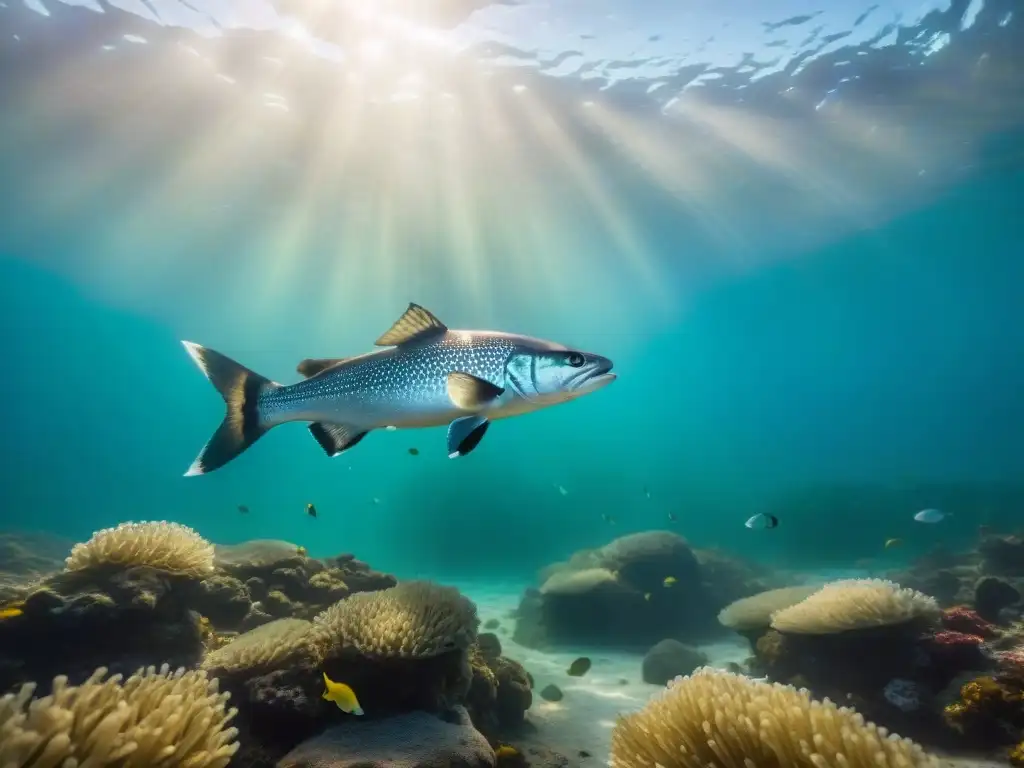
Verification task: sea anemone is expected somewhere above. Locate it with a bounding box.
[770,579,940,634]
[65,521,216,577]
[610,667,937,768]
[0,664,238,767]
[312,580,478,660]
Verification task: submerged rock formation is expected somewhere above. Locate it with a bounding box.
[513,531,780,649]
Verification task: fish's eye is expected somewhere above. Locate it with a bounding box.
[566,352,585,368]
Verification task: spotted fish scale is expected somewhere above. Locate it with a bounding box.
[259,333,518,428]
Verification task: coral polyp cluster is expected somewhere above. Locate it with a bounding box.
[941,606,998,638]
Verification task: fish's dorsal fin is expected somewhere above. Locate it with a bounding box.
[375,303,448,346]
[297,358,353,378]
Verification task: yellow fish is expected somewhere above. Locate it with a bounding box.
[0,607,23,619]
[663,576,677,587]
[322,672,364,715]
[884,538,903,549]
[296,546,308,556]
[496,746,519,759]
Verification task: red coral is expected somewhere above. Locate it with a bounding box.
[933,630,986,646]
[942,606,998,638]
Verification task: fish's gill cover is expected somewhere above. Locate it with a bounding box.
[717,585,822,631]
[539,567,620,595]
[769,579,941,634]
[609,667,938,768]
[64,521,216,577]
[312,580,479,659]
[0,663,239,767]
[201,618,322,674]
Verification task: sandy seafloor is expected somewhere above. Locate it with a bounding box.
[451,580,1009,768]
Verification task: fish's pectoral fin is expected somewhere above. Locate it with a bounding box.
[297,357,354,378]
[375,303,448,346]
[447,372,504,410]
[308,422,369,457]
[447,415,490,458]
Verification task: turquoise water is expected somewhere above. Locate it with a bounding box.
[0,0,1022,581]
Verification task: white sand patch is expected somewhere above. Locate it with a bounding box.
[453,580,753,761]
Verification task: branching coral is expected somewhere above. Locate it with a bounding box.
[0,663,239,767]
[610,667,938,768]
[770,579,940,634]
[312,580,478,659]
[65,521,216,577]
[717,585,821,631]
[201,617,321,674]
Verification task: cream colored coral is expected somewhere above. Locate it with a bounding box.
[313,580,478,659]
[0,663,239,768]
[65,521,216,577]
[610,667,938,768]
[717,585,822,631]
[770,579,940,634]
[202,618,321,673]
[540,567,618,595]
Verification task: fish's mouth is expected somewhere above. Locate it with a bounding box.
[569,356,615,393]
[574,371,616,394]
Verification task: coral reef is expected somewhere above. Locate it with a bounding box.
[199,542,397,632]
[0,523,544,768]
[0,526,398,696]
[610,667,938,768]
[514,531,781,649]
[886,532,1024,618]
[942,673,1024,758]
[0,663,239,767]
[464,633,533,740]
[0,561,208,692]
[731,578,1018,751]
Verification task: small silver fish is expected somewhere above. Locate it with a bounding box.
[913,508,948,524]
[744,513,778,530]
[182,303,616,474]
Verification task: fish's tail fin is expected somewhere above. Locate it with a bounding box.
[182,341,278,476]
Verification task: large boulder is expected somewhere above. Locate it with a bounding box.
[277,706,494,768]
[601,531,700,592]
[513,531,724,649]
[641,639,708,685]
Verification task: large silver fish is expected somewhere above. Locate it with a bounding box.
[182,303,616,475]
